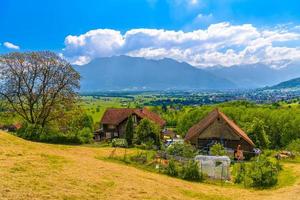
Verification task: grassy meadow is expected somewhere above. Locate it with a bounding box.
[80,97,122,122]
[1,130,300,200]
[80,97,132,123]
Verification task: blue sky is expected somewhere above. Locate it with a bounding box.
[1,0,300,67]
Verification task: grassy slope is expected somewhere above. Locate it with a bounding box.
[1,131,300,200]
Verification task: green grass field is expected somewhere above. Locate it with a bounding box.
[80,97,125,123]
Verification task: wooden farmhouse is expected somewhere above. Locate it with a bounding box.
[94,108,166,141]
[185,108,255,152]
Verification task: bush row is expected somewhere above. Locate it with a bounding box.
[159,159,202,181]
[16,124,94,144]
[232,154,281,188]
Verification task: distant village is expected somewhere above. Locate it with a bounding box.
[84,88,300,107]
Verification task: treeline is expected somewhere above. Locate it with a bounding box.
[152,101,300,149]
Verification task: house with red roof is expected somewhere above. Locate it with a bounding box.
[95,108,166,141]
[184,108,255,153]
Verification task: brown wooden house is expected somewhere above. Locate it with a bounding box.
[185,108,255,152]
[94,108,166,141]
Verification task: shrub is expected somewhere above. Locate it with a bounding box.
[287,139,300,153]
[147,140,158,150]
[248,154,281,188]
[112,138,128,148]
[233,154,281,188]
[232,154,281,188]
[39,131,75,144]
[39,128,93,144]
[76,128,94,144]
[17,123,93,144]
[232,162,247,184]
[180,160,202,181]
[165,159,179,177]
[210,143,227,156]
[130,152,148,164]
[167,142,198,158]
[15,110,94,145]
[17,123,45,140]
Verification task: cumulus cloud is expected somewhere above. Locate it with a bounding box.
[62,22,300,67]
[63,29,124,64]
[3,42,20,50]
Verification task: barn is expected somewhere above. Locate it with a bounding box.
[184,108,255,152]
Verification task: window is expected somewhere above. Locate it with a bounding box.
[106,132,112,139]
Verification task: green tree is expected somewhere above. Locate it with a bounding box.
[210,143,227,156]
[80,114,94,131]
[248,118,270,149]
[135,119,161,147]
[165,159,178,177]
[0,52,80,128]
[125,116,134,146]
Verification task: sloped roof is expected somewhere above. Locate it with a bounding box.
[185,108,255,147]
[100,108,166,127]
[134,108,166,127]
[101,108,135,125]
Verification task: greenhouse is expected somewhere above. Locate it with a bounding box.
[194,155,231,180]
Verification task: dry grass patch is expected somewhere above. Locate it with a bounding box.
[1,131,300,200]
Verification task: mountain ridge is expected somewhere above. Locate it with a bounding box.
[74,56,300,91]
[205,62,300,88]
[269,77,300,89]
[74,56,237,91]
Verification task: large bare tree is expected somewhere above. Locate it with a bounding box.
[0,51,80,127]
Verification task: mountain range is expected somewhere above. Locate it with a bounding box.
[74,56,300,91]
[206,63,300,88]
[75,56,236,91]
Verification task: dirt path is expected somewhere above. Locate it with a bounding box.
[0,131,300,200]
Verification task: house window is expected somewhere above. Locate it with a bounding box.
[114,132,118,137]
[106,132,112,139]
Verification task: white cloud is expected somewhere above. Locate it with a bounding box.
[3,42,20,50]
[62,22,300,67]
[196,13,213,21]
